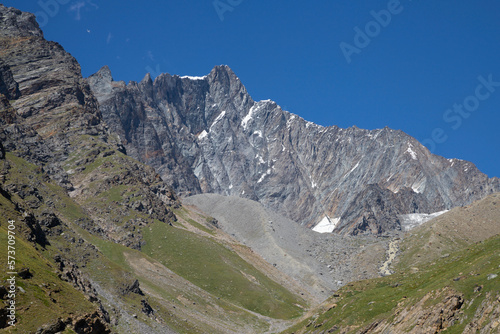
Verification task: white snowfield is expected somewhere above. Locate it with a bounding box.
[312,216,341,233]
[180,75,207,80]
[400,210,449,231]
[312,210,448,234]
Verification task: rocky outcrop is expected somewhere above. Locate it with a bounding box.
[0,59,19,99]
[73,312,111,334]
[0,6,181,332]
[349,288,498,334]
[0,5,43,38]
[0,4,104,192]
[0,136,4,160]
[385,288,464,333]
[35,312,111,334]
[463,292,500,334]
[88,65,500,235]
[337,184,434,235]
[0,4,179,243]
[0,4,103,168]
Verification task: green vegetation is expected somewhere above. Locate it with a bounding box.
[0,155,99,332]
[142,220,305,319]
[0,224,96,333]
[80,222,273,334]
[174,207,215,234]
[4,153,88,224]
[1,148,307,332]
[283,234,500,333]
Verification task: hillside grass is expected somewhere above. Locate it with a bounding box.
[283,234,500,333]
[80,223,273,334]
[173,207,215,234]
[0,222,96,333]
[0,155,98,332]
[142,220,305,320]
[1,150,306,332]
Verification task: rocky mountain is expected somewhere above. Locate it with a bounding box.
[88,65,500,235]
[0,5,314,333]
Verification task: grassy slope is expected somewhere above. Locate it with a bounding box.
[0,193,96,333]
[64,135,306,330]
[1,151,307,333]
[395,192,500,271]
[82,208,305,333]
[284,235,500,333]
[142,219,305,320]
[283,194,500,333]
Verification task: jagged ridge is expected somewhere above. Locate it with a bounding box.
[88,65,500,235]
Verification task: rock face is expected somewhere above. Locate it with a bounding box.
[0,3,179,242]
[0,5,180,332]
[0,4,104,189]
[0,59,20,99]
[0,7,100,137]
[88,66,500,235]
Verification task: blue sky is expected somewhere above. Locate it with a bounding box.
[4,0,500,177]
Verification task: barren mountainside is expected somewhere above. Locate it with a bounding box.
[88,65,500,234]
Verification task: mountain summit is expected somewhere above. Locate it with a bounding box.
[87,66,500,235]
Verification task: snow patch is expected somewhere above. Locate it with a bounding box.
[312,216,340,233]
[255,154,266,164]
[229,184,233,189]
[309,175,317,189]
[241,104,258,130]
[406,143,417,160]
[343,161,360,179]
[400,210,448,231]
[210,110,226,130]
[256,168,272,184]
[241,100,272,130]
[411,178,426,194]
[180,75,207,80]
[253,130,263,138]
[198,130,208,140]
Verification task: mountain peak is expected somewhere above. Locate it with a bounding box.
[95,65,113,82]
[88,58,500,234]
[211,64,234,74]
[141,72,152,85]
[208,64,240,84]
[87,66,116,98]
[0,4,43,38]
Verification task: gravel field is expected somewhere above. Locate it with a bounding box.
[184,194,389,302]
